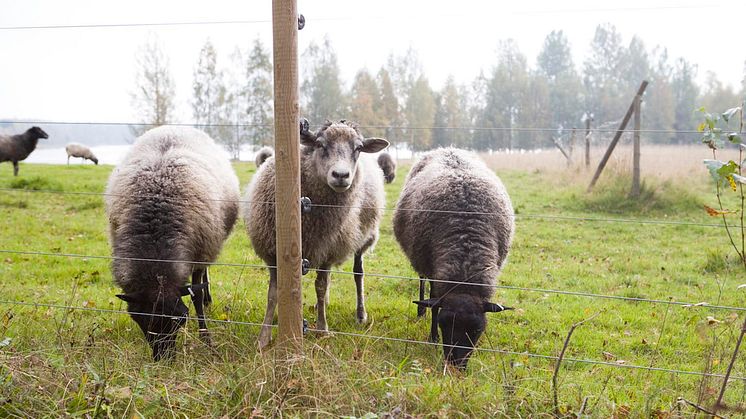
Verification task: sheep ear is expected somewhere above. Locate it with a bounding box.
[116,293,141,303]
[179,283,208,297]
[483,302,512,313]
[413,298,439,309]
[299,118,316,146]
[361,138,389,153]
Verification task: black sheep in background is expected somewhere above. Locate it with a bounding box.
[0,126,49,176]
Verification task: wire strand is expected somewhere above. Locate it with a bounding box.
[0,19,271,31]
[0,187,726,229]
[0,248,742,312]
[0,297,740,381]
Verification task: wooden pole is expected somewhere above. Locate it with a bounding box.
[630,95,642,197]
[272,0,303,353]
[584,117,591,168]
[587,80,649,192]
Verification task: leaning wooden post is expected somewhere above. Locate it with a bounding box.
[587,80,648,192]
[584,116,592,168]
[272,0,303,353]
[630,95,642,197]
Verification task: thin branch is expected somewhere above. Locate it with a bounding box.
[552,311,602,416]
[677,397,728,418]
[715,316,746,414]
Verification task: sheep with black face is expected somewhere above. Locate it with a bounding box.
[106,126,239,360]
[244,119,388,349]
[393,147,514,369]
[0,126,49,176]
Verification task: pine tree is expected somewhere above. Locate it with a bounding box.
[192,40,226,141]
[349,69,384,137]
[301,37,346,123]
[242,39,274,147]
[405,75,436,151]
[433,76,470,148]
[671,58,699,143]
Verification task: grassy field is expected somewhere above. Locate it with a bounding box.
[0,152,745,417]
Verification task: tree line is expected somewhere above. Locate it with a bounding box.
[131,24,746,156]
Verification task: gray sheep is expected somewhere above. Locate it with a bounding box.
[244,119,389,349]
[393,147,514,369]
[106,126,240,360]
[66,142,99,165]
[254,146,274,168]
[377,151,396,183]
[0,126,49,176]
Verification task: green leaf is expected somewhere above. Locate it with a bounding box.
[704,159,726,181]
[722,107,741,123]
[716,160,739,178]
[728,133,742,143]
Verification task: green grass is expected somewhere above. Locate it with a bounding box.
[1,160,745,417]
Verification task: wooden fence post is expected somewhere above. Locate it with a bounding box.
[587,80,649,192]
[630,95,642,197]
[272,0,303,354]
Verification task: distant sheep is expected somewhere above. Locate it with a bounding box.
[377,151,396,183]
[0,126,49,176]
[244,118,389,349]
[66,143,99,165]
[254,146,274,168]
[106,126,240,360]
[393,147,514,369]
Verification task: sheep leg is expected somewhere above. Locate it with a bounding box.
[191,268,212,345]
[67,156,70,165]
[429,286,439,343]
[315,267,330,332]
[202,267,213,306]
[12,161,18,176]
[430,305,440,343]
[353,251,368,324]
[258,267,277,350]
[417,276,426,317]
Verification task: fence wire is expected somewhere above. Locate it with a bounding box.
[0,248,743,313]
[0,297,743,381]
[0,187,728,229]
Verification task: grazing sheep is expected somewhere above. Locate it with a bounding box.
[106,126,240,360]
[66,143,99,165]
[254,146,274,168]
[244,118,389,349]
[0,126,49,176]
[377,151,396,183]
[393,147,514,369]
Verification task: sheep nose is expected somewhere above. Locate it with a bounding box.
[331,170,350,180]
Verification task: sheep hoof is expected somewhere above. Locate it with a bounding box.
[199,329,212,346]
[429,335,439,344]
[356,309,368,324]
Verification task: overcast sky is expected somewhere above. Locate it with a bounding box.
[0,0,743,124]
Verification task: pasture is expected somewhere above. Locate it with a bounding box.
[0,149,744,417]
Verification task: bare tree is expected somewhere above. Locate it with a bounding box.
[130,35,176,136]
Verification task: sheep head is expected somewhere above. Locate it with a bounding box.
[300,118,388,193]
[414,295,512,369]
[28,126,49,140]
[115,283,204,360]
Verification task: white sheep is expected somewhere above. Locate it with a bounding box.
[244,119,389,349]
[65,143,99,165]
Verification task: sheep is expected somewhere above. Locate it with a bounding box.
[254,146,274,168]
[392,147,514,369]
[105,126,240,360]
[0,126,49,176]
[244,118,389,349]
[66,142,99,165]
[377,151,396,183]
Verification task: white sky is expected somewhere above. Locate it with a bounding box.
[0,0,743,124]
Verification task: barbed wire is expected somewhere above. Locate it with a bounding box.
[0,297,742,381]
[0,248,743,313]
[0,120,721,135]
[0,187,727,229]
